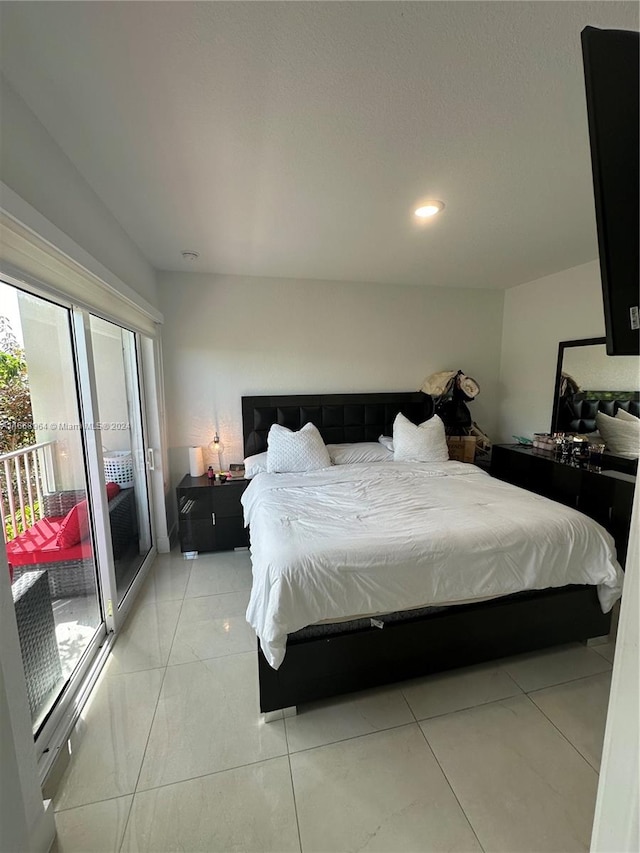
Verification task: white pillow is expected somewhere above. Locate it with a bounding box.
[392,413,449,463]
[378,435,394,451]
[595,411,640,457]
[244,452,268,478]
[266,422,332,473]
[327,443,393,465]
[616,407,639,422]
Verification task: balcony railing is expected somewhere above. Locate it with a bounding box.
[1,440,57,542]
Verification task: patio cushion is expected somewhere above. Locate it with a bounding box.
[6,517,92,567]
[55,501,89,548]
[55,482,121,548]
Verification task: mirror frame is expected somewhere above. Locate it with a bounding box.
[550,335,639,475]
[550,336,606,434]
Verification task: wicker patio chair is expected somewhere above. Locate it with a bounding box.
[10,489,137,598]
[12,570,63,721]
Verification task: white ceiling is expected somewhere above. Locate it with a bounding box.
[0,1,638,290]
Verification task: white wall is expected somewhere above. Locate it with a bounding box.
[0,74,158,309]
[497,260,606,442]
[158,271,505,530]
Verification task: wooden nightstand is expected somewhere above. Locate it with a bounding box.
[177,475,249,553]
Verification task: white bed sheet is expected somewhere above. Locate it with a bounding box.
[242,461,623,669]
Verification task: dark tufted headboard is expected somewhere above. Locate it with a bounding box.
[242,392,434,457]
[558,395,640,433]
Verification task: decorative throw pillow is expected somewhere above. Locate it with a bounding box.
[56,483,122,548]
[244,452,268,478]
[615,407,639,423]
[392,413,449,463]
[595,411,640,456]
[327,443,393,465]
[56,500,90,548]
[266,422,332,473]
[105,481,121,500]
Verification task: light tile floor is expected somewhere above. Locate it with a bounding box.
[51,549,615,853]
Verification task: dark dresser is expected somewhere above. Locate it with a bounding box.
[490,444,636,567]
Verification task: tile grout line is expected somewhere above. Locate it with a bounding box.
[524,666,613,692]
[399,685,524,725]
[284,716,305,853]
[525,692,603,775]
[183,586,252,601]
[117,559,192,852]
[54,791,136,815]
[509,664,613,695]
[165,644,256,669]
[287,717,430,757]
[121,753,293,799]
[416,720,487,853]
[401,686,486,853]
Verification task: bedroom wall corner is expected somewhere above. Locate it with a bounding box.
[497,260,605,443]
[157,271,504,502]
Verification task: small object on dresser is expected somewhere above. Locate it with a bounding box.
[512,435,533,445]
[588,443,606,470]
[552,432,565,457]
[219,472,228,483]
[229,463,246,479]
[572,437,590,462]
[207,466,215,481]
[533,433,556,452]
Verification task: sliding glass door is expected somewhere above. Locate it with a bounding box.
[1,282,105,733]
[1,281,155,742]
[89,315,152,604]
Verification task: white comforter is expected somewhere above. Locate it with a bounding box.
[242,461,623,669]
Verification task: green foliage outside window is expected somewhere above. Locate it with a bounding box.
[0,315,35,454]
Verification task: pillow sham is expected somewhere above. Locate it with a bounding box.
[327,443,393,465]
[378,435,394,451]
[595,411,640,456]
[615,407,639,422]
[266,422,332,473]
[244,452,268,478]
[392,413,449,463]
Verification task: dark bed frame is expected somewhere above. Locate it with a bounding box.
[242,392,612,714]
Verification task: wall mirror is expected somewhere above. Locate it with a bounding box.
[551,336,639,471]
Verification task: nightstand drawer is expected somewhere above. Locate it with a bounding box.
[177,475,249,552]
[210,483,248,517]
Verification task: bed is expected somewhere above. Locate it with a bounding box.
[241,392,624,714]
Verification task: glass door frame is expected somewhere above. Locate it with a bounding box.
[0,271,159,777]
[71,311,159,634]
[72,310,120,632]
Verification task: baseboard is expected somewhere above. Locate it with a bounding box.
[156,535,171,554]
[167,521,178,550]
[33,799,56,853]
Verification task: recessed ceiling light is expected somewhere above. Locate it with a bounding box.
[181,250,200,261]
[414,201,445,218]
